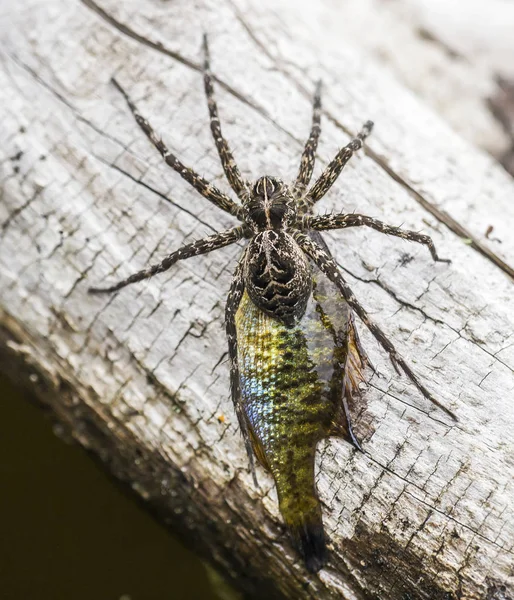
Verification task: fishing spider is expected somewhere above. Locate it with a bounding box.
[89,36,454,471]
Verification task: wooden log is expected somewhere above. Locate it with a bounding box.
[1,0,514,598]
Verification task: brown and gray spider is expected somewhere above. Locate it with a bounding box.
[89,36,455,460]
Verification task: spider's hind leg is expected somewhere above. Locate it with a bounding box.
[225,253,259,486]
[295,232,457,421]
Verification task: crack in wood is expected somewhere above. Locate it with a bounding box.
[80,0,292,140]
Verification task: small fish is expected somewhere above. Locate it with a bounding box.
[236,233,368,572]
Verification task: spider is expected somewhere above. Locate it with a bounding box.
[89,36,454,478]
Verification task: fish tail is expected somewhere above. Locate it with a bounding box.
[284,502,326,573]
[274,448,327,572]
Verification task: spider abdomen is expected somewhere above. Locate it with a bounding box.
[245,231,311,327]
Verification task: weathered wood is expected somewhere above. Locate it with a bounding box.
[1,1,514,598]
[312,0,514,165]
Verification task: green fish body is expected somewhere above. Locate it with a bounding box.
[235,235,366,571]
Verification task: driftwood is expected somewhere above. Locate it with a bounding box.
[1,1,514,598]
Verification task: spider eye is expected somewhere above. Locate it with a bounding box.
[253,177,277,198]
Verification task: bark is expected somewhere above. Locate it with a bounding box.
[1,1,514,598]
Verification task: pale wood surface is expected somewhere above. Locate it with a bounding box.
[312,0,514,158]
[1,1,514,598]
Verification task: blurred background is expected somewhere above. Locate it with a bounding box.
[0,376,235,600]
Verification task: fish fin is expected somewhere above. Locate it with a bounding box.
[275,447,328,572]
[346,314,367,393]
[287,510,327,573]
[328,314,366,448]
[249,427,270,470]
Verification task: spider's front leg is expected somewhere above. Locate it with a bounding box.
[111,78,243,220]
[302,213,451,263]
[306,121,373,209]
[294,232,457,421]
[294,80,322,199]
[202,35,249,202]
[225,252,259,486]
[88,226,245,294]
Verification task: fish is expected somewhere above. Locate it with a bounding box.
[235,232,368,572]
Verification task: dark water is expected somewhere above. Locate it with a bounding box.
[0,375,233,600]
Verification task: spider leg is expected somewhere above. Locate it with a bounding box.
[303,213,451,263]
[202,35,249,202]
[294,232,457,421]
[225,252,259,486]
[88,226,245,295]
[294,80,322,199]
[112,78,243,220]
[306,121,373,208]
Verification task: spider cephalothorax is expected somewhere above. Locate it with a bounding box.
[88,34,454,573]
[245,176,296,231]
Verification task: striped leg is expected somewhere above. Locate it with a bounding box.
[225,252,258,486]
[88,226,245,294]
[294,232,457,421]
[294,80,322,199]
[203,35,249,202]
[112,78,243,219]
[306,121,373,207]
[303,213,450,262]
